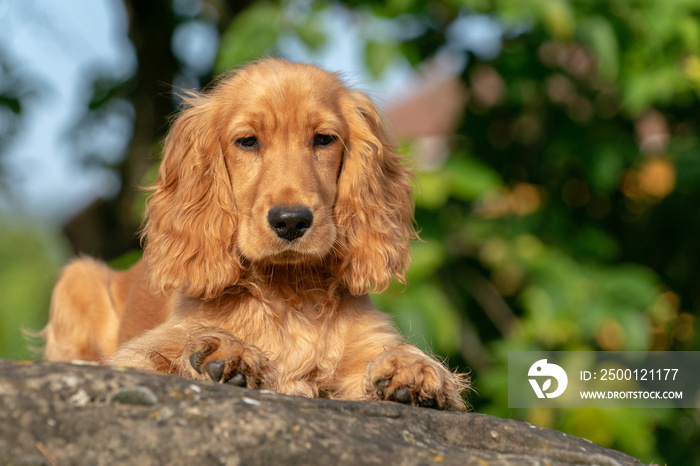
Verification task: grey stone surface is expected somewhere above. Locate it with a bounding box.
[0,359,646,465]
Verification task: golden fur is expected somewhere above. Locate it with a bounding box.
[43,59,467,410]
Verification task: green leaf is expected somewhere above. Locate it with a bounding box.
[406,239,447,281]
[589,145,625,193]
[542,0,575,41]
[568,226,620,261]
[296,23,326,51]
[679,16,700,52]
[0,96,22,114]
[365,41,401,78]
[216,4,281,72]
[414,170,450,208]
[445,157,503,202]
[579,16,619,82]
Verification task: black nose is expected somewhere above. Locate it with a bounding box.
[267,206,313,242]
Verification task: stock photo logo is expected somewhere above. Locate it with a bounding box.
[528,359,568,399]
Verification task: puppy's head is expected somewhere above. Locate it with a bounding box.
[143,59,415,298]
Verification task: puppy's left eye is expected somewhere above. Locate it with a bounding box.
[313,134,336,147]
[236,136,258,149]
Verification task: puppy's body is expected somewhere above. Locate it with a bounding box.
[43,59,467,410]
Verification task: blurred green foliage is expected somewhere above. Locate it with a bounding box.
[1,0,699,464]
[0,221,67,360]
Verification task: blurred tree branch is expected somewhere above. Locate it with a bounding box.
[63,0,253,260]
[0,46,39,193]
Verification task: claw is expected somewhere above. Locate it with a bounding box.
[189,352,203,374]
[205,360,225,382]
[189,346,215,375]
[376,379,390,396]
[225,372,247,387]
[393,386,411,404]
[419,398,438,409]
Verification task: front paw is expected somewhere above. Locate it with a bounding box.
[366,346,467,411]
[186,332,271,389]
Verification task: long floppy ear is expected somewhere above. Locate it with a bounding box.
[335,90,417,295]
[142,94,240,299]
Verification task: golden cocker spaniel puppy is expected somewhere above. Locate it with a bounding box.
[43,59,467,411]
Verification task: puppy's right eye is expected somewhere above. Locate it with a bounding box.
[313,134,336,147]
[236,136,258,149]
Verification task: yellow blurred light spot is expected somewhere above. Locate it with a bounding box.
[683,55,700,85]
[492,263,524,296]
[622,158,675,201]
[543,0,575,41]
[673,313,695,343]
[510,183,544,215]
[638,158,675,198]
[474,191,511,218]
[474,184,545,218]
[515,235,544,259]
[596,318,627,351]
[650,291,680,324]
[479,239,510,266]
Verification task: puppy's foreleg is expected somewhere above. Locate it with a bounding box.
[330,310,468,411]
[365,344,468,411]
[107,322,275,389]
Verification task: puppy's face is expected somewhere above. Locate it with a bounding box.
[145,59,412,297]
[216,63,349,265]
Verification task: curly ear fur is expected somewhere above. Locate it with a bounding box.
[142,94,240,298]
[335,90,417,295]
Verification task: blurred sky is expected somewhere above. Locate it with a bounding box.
[0,0,133,224]
[0,0,497,225]
[0,0,411,225]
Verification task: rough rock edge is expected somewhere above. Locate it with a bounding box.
[0,359,648,466]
